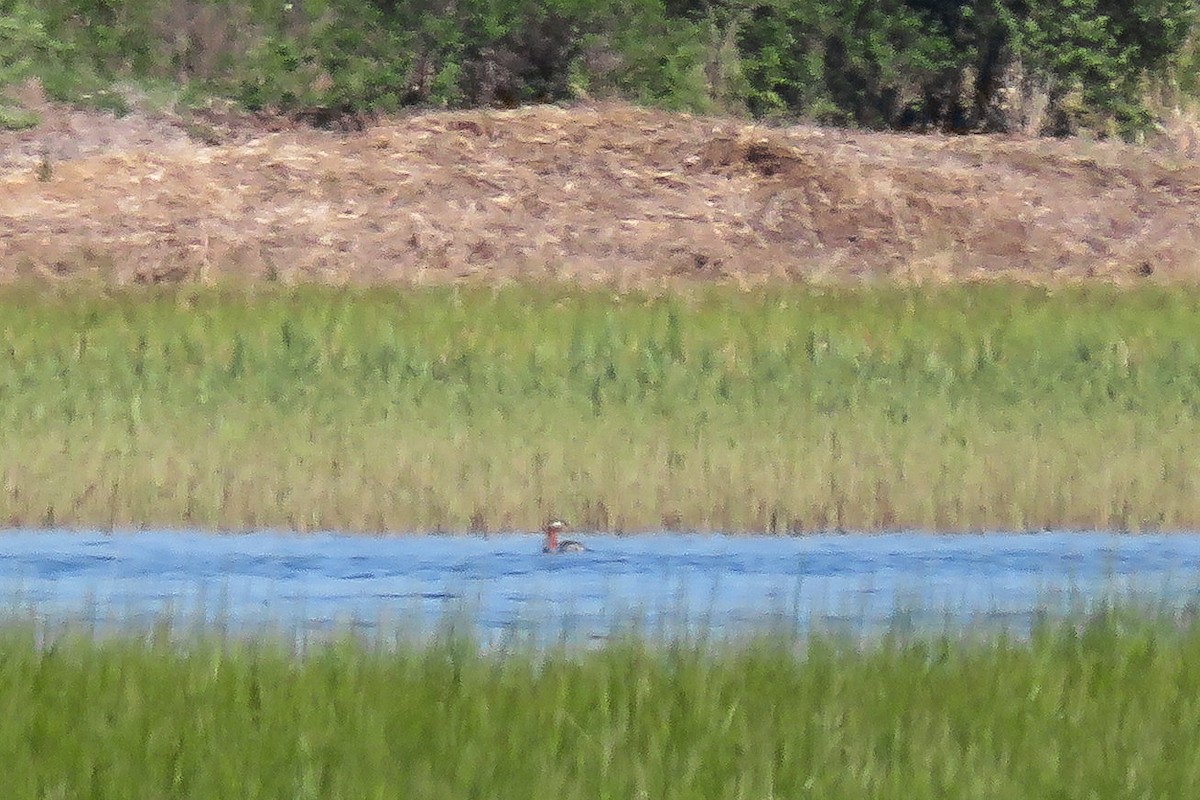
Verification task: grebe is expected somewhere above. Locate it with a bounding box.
[542,519,585,553]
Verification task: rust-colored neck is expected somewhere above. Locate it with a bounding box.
[546,528,559,551]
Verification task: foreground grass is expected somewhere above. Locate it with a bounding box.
[3,614,1200,798]
[2,283,1200,531]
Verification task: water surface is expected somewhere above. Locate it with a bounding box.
[2,530,1199,642]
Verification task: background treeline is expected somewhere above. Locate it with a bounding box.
[1,0,1199,137]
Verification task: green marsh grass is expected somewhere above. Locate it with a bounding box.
[4,613,1200,798]
[2,283,1200,531]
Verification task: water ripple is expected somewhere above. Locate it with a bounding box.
[1,530,1198,641]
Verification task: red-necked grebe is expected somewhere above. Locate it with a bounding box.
[543,519,585,553]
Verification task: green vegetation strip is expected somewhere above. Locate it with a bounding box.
[4,614,1200,798]
[2,283,1200,532]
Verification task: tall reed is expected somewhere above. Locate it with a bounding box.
[2,283,1199,531]
[4,612,1200,798]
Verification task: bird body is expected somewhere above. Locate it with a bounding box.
[542,519,585,553]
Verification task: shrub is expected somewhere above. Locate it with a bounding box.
[2,0,1197,138]
[1009,0,1196,137]
[0,0,62,87]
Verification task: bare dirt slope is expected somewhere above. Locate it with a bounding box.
[3,85,1200,286]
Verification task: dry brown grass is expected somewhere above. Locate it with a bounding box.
[2,88,1200,286]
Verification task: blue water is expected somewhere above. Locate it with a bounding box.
[2,530,1200,643]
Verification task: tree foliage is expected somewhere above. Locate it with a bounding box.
[4,0,1198,138]
[737,0,1196,134]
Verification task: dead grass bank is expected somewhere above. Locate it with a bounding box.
[2,91,1199,287]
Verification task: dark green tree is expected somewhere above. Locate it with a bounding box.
[1008,0,1195,135]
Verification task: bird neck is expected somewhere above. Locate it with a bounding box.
[546,529,559,550]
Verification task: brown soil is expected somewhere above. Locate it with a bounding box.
[3,82,1200,287]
